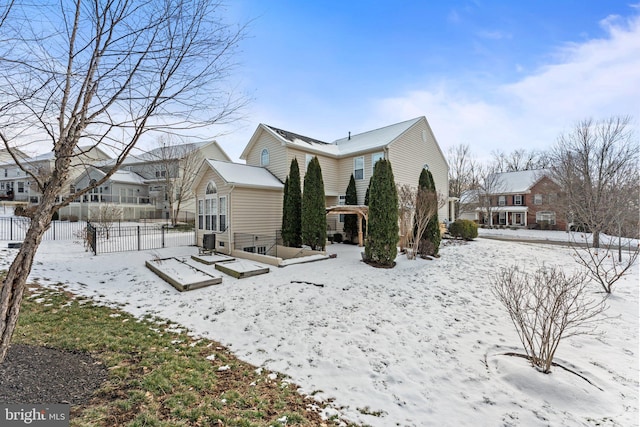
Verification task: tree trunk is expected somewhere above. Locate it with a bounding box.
[0,208,52,363]
[593,230,600,249]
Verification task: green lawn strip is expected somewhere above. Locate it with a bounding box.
[12,285,348,427]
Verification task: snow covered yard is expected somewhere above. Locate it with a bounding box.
[1,235,637,426]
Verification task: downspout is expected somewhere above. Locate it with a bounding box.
[227,185,235,255]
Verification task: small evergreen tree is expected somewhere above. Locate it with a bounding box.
[301,156,326,250]
[362,182,370,234]
[282,158,302,247]
[416,168,441,256]
[343,174,358,242]
[281,176,290,244]
[364,159,398,267]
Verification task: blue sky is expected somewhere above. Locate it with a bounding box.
[179,1,640,163]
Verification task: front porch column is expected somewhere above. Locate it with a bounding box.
[357,214,363,247]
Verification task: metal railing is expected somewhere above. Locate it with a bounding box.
[87,223,197,254]
[0,217,87,241]
[0,217,196,255]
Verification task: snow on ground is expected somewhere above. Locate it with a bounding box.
[0,233,637,427]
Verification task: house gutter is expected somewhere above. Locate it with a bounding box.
[227,185,235,255]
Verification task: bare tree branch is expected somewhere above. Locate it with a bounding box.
[549,116,639,248]
[0,0,247,363]
[492,265,608,373]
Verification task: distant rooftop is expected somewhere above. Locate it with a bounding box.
[490,169,550,193]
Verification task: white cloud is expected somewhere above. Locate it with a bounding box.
[371,12,640,162]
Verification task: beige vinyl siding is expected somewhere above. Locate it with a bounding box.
[387,119,449,220]
[199,142,231,162]
[245,130,289,182]
[287,148,340,197]
[336,153,383,205]
[230,187,283,237]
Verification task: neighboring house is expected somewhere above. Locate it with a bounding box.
[0,148,29,164]
[98,140,231,221]
[194,117,450,253]
[457,189,480,222]
[476,169,566,229]
[62,167,154,221]
[0,145,111,203]
[53,140,230,221]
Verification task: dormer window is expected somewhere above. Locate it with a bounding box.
[260,149,269,166]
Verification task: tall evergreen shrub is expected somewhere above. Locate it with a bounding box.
[282,158,302,247]
[364,159,398,267]
[417,168,441,256]
[343,174,358,242]
[301,156,326,250]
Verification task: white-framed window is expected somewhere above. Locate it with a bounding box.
[202,181,218,231]
[534,194,543,205]
[257,246,266,255]
[498,195,506,206]
[354,156,364,180]
[17,182,24,193]
[155,170,166,178]
[339,195,346,223]
[514,195,522,205]
[199,182,226,232]
[499,212,506,224]
[371,152,384,173]
[260,148,269,166]
[536,211,556,225]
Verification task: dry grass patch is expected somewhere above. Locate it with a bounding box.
[11,285,354,427]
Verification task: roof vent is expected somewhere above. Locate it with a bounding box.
[348,131,351,140]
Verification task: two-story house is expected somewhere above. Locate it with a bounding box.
[475,169,566,229]
[57,140,230,221]
[0,145,111,204]
[192,116,450,254]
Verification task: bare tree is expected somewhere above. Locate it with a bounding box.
[491,148,550,172]
[447,144,479,219]
[476,165,506,226]
[397,184,415,253]
[0,0,246,363]
[569,233,639,294]
[89,203,123,240]
[549,116,639,248]
[151,135,204,226]
[397,184,443,260]
[492,265,607,374]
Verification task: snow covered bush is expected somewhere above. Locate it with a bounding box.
[491,265,607,374]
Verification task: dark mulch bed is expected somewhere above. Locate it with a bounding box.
[0,344,108,404]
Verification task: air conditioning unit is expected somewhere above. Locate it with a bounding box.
[203,233,216,250]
